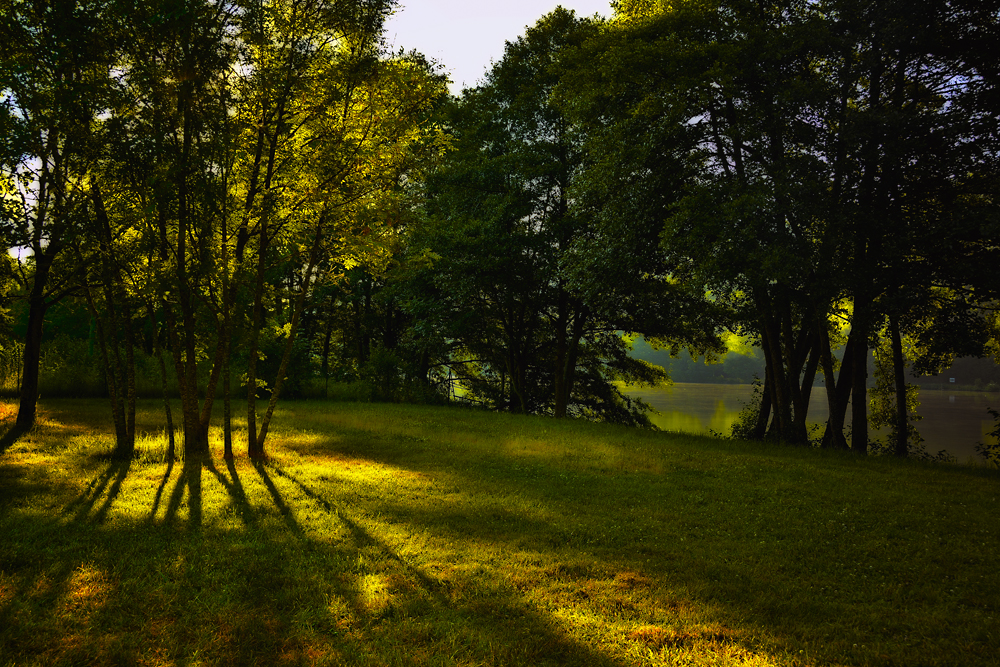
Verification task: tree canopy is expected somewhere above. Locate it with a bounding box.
[1,0,449,457]
[2,0,997,457]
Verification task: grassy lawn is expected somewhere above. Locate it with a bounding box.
[0,398,997,666]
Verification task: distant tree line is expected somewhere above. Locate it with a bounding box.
[2,0,999,458]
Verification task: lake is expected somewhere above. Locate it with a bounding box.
[625,383,1000,462]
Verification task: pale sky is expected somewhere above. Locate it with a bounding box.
[383,1,614,93]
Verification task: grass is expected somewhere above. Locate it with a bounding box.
[0,398,997,666]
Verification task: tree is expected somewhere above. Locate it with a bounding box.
[560,0,837,443]
[818,0,1000,453]
[1,0,447,456]
[1,0,116,433]
[230,13,447,456]
[559,0,1000,451]
[399,8,721,424]
[87,0,446,458]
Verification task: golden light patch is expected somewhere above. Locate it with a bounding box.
[628,625,671,648]
[286,430,338,447]
[0,402,17,422]
[391,468,431,482]
[614,570,653,590]
[326,596,354,630]
[62,565,112,612]
[383,571,417,595]
[303,452,368,468]
[0,576,16,604]
[358,573,392,615]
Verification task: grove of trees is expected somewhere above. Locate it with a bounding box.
[2,0,449,458]
[2,0,998,458]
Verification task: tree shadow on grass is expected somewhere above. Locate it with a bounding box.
[255,460,625,667]
[0,423,26,457]
[204,456,257,526]
[252,459,307,540]
[2,447,625,666]
[60,458,132,524]
[146,456,174,522]
[163,455,204,530]
[89,459,132,525]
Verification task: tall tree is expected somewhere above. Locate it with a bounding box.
[559,0,1000,450]
[231,1,446,456]
[404,8,721,423]
[560,0,837,443]
[0,0,115,433]
[91,0,445,458]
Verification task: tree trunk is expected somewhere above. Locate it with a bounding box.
[172,75,210,457]
[251,226,323,452]
[850,307,870,454]
[751,365,773,440]
[781,301,810,444]
[797,329,821,437]
[246,223,268,459]
[889,313,908,457]
[553,286,569,418]
[148,305,175,460]
[14,245,61,433]
[91,184,136,458]
[561,307,586,417]
[820,323,851,449]
[759,302,792,440]
[84,284,126,451]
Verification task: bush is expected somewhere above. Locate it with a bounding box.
[975,407,1000,467]
[727,376,764,440]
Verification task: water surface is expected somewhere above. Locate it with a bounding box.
[626,383,999,462]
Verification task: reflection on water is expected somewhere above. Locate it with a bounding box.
[625,383,1000,462]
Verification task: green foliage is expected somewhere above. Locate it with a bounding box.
[553,0,1000,447]
[727,375,765,441]
[1,0,452,450]
[3,0,999,448]
[869,332,924,453]
[975,408,1000,467]
[389,8,722,426]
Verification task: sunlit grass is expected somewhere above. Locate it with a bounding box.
[1,398,998,666]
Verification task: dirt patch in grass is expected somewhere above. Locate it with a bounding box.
[614,569,653,590]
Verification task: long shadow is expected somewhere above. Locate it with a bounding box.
[204,457,257,526]
[62,463,122,522]
[260,461,623,666]
[0,423,27,457]
[1,440,628,666]
[163,456,203,530]
[264,461,446,595]
[146,457,175,523]
[90,459,132,524]
[251,460,306,539]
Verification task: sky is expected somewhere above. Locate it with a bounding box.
[383,1,614,93]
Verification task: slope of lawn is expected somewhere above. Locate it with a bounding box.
[0,398,997,666]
